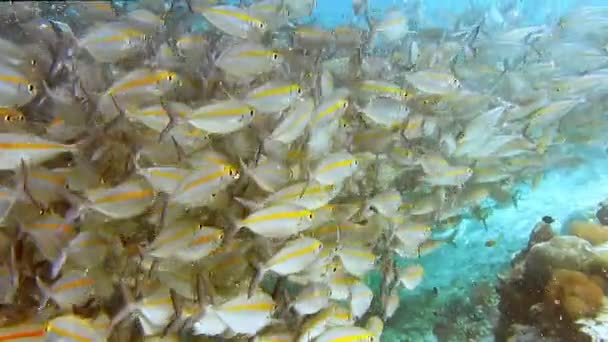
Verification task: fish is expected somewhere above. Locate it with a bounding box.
[315,326,375,342]
[291,283,332,316]
[244,81,302,114]
[84,178,155,219]
[215,291,275,335]
[202,5,267,40]
[187,99,255,134]
[398,264,424,290]
[46,315,104,342]
[0,133,76,171]
[238,204,314,238]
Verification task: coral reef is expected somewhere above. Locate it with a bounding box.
[567,221,608,246]
[544,269,604,321]
[495,216,608,341]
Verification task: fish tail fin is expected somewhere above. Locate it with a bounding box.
[247,262,265,299]
[8,243,19,289]
[234,196,262,211]
[35,276,52,309]
[109,282,137,333]
[49,248,68,279]
[446,229,458,247]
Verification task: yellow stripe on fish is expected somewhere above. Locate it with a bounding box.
[109,71,176,95]
[267,240,321,267]
[93,190,154,204]
[241,209,313,225]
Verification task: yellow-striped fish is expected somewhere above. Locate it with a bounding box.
[46,314,104,342]
[245,81,302,114]
[203,5,267,39]
[337,246,377,277]
[312,151,359,185]
[0,133,75,171]
[315,326,375,342]
[216,292,275,335]
[238,204,314,238]
[0,62,37,107]
[187,99,255,134]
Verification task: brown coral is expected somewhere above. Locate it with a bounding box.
[544,269,604,321]
[568,220,608,245]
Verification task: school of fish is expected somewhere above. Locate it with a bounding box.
[0,0,606,341]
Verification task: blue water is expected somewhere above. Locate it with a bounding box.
[314,0,608,28]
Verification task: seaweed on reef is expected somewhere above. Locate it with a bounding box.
[494,214,608,342]
[544,269,604,321]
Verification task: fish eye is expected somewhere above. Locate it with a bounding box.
[342,101,348,109]
[308,213,314,219]
[30,59,37,66]
[271,52,279,60]
[167,74,174,82]
[211,193,217,198]
[555,87,561,92]
[249,109,255,116]
[456,131,465,141]
[466,167,473,174]
[219,233,224,240]
[258,22,266,29]
[318,243,323,250]
[297,87,302,95]
[402,91,409,98]
[27,84,35,93]
[198,223,204,229]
